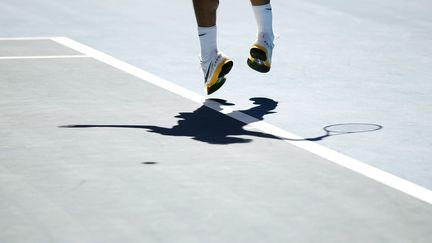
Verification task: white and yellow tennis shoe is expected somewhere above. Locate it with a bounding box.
[201,51,233,95]
[247,33,274,73]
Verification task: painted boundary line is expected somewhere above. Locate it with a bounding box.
[49,36,432,205]
[0,37,54,41]
[0,55,90,60]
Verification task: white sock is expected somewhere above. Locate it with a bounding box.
[252,3,274,41]
[198,26,218,62]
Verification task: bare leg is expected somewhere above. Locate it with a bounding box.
[192,0,219,27]
[192,0,232,95]
[250,0,270,6]
[193,0,219,62]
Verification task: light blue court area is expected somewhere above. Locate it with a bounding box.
[1,0,432,242]
[1,38,431,243]
[1,0,431,189]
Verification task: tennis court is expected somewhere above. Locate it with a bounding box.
[1,1,432,242]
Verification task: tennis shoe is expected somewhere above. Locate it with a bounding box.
[247,33,274,73]
[201,51,233,95]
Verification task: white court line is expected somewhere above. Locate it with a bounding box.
[51,36,432,205]
[0,55,90,60]
[0,37,52,41]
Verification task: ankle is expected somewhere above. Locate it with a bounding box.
[257,32,274,43]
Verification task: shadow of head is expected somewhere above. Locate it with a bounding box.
[249,97,278,107]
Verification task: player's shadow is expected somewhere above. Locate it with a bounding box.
[60,97,280,145]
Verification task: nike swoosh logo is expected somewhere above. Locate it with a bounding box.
[265,8,272,11]
[199,33,206,37]
[204,62,212,82]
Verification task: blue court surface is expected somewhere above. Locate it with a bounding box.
[1,1,432,242]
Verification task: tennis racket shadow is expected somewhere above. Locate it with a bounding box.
[285,123,383,141]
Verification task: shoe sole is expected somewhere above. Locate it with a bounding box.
[207,60,233,95]
[247,46,270,73]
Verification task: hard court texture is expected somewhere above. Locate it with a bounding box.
[1,0,431,188]
[0,39,431,243]
[1,0,432,242]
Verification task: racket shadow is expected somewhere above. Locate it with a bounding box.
[285,123,383,141]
